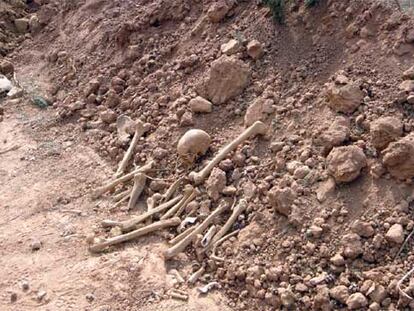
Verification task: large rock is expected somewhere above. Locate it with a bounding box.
[385,224,404,244]
[189,96,212,113]
[382,133,414,180]
[268,187,297,216]
[246,40,264,60]
[370,117,403,150]
[0,60,14,76]
[221,39,241,56]
[244,98,274,127]
[317,116,350,153]
[327,146,367,183]
[326,83,364,113]
[207,1,230,23]
[14,18,29,33]
[198,55,250,105]
[206,168,226,201]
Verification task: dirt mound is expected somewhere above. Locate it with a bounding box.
[3,0,414,310]
[0,0,33,56]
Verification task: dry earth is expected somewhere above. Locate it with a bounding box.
[0,94,231,311]
[3,0,414,310]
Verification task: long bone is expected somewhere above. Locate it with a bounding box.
[189,121,267,185]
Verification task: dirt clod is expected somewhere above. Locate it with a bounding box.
[346,292,368,310]
[327,145,367,183]
[370,116,403,150]
[198,55,250,105]
[382,133,414,180]
[189,96,213,113]
[326,82,364,113]
[385,224,404,244]
[246,40,264,60]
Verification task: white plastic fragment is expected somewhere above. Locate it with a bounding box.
[0,75,12,94]
[197,282,221,294]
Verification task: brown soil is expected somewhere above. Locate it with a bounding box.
[2,0,414,310]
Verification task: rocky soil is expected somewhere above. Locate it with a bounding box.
[2,0,414,310]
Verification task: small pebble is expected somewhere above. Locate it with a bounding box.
[30,239,42,251]
[10,292,17,303]
[86,293,95,302]
[21,280,29,291]
[37,290,47,301]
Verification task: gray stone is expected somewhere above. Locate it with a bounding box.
[14,18,29,33]
[189,96,212,113]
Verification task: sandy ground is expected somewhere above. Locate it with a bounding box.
[0,98,231,310]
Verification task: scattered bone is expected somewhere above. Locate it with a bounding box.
[127,173,146,210]
[120,195,182,232]
[113,192,130,209]
[207,199,247,249]
[396,228,414,258]
[170,290,189,301]
[113,188,130,202]
[116,115,136,143]
[60,209,82,215]
[163,177,183,202]
[170,269,185,284]
[101,219,122,228]
[201,225,217,248]
[175,190,197,217]
[89,217,181,253]
[0,145,20,155]
[147,196,155,211]
[161,185,194,220]
[187,202,200,217]
[398,266,414,300]
[164,201,229,259]
[189,266,205,284]
[177,129,211,163]
[169,226,196,245]
[189,121,267,185]
[92,161,154,199]
[198,282,220,294]
[178,217,198,232]
[211,229,240,262]
[115,120,148,177]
